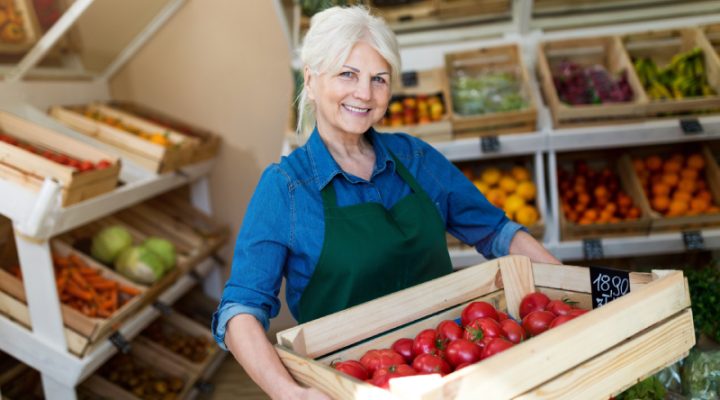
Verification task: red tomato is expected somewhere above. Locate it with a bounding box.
[436,320,463,342]
[497,311,509,321]
[333,360,368,380]
[359,349,405,375]
[96,160,112,169]
[549,315,574,329]
[568,308,589,318]
[454,362,472,371]
[79,161,94,172]
[370,364,417,389]
[522,310,556,337]
[500,319,525,344]
[461,301,499,326]
[480,338,514,360]
[444,339,481,368]
[413,329,446,357]
[412,353,451,376]
[519,292,551,319]
[391,338,414,364]
[463,317,504,344]
[546,299,573,316]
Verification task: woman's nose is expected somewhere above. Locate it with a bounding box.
[353,79,372,101]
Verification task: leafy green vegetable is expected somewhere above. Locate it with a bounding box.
[91,225,132,264]
[142,237,176,272]
[114,246,166,285]
[682,348,720,399]
[451,71,528,116]
[616,376,666,400]
[686,264,720,342]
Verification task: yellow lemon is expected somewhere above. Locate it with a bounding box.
[516,205,539,226]
[504,194,526,216]
[481,168,502,186]
[499,176,518,194]
[485,188,506,208]
[473,180,490,195]
[511,166,531,182]
[516,181,537,201]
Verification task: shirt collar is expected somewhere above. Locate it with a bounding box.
[306,126,396,191]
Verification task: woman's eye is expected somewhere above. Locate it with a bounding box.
[339,71,354,78]
[372,76,387,84]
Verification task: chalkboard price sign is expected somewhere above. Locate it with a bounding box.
[589,265,630,309]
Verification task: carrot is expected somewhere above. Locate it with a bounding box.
[69,268,89,289]
[90,280,117,291]
[119,285,140,296]
[96,308,112,318]
[78,266,99,277]
[56,269,69,293]
[66,281,93,302]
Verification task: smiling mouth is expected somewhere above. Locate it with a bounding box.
[343,104,371,114]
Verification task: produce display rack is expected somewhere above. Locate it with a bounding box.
[0,0,230,399]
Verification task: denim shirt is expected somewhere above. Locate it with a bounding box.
[211,127,525,349]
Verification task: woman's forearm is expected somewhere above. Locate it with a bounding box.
[508,230,561,264]
[225,314,308,400]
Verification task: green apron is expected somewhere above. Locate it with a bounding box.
[298,152,453,323]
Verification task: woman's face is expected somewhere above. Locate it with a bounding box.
[307,41,391,139]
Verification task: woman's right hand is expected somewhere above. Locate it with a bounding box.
[296,387,333,400]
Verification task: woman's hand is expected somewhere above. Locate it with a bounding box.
[295,387,333,400]
[508,230,561,264]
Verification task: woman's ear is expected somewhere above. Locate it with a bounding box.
[304,66,315,101]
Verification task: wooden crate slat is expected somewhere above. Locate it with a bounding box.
[498,256,535,320]
[532,262,653,293]
[277,258,502,358]
[515,309,694,399]
[440,270,689,399]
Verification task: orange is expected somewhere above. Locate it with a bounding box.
[566,210,579,223]
[486,189,506,207]
[645,155,662,171]
[516,181,537,201]
[574,202,587,214]
[652,196,670,212]
[680,168,698,181]
[661,173,679,188]
[687,154,705,170]
[577,193,590,205]
[510,166,531,182]
[604,203,617,214]
[651,183,670,197]
[578,218,593,225]
[677,179,696,194]
[594,186,609,200]
[516,205,539,226]
[673,191,692,203]
[627,207,641,219]
[697,190,712,203]
[632,159,645,173]
[473,180,490,195]
[582,209,599,222]
[617,194,633,208]
[481,168,502,186]
[691,197,710,213]
[663,160,682,174]
[667,200,688,216]
[499,176,518,194]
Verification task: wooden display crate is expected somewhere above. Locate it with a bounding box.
[377,68,452,142]
[49,103,200,173]
[434,0,510,19]
[108,101,221,164]
[371,0,436,25]
[0,240,147,357]
[628,143,720,233]
[622,28,720,116]
[275,256,694,400]
[445,44,538,138]
[556,150,651,241]
[0,111,120,206]
[136,311,222,375]
[0,0,40,54]
[80,340,197,400]
[447,155,546,251]
[537,36,648,128]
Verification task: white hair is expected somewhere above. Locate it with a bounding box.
[295,6,401,138]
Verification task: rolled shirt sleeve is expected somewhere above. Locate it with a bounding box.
[211,165,293,349]
[414,138,527,259]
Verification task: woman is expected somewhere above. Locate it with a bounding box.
[212,6,559,399]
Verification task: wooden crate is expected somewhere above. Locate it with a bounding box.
[376,68,452,142]
[537,36,648,128]
[371,0,436,25]
[556,150,651,241]
[0,111,120,206]
[108,101,221,164]
[0,240,147,357]
[275,256,694,399]
[136,311,222,375]
[0,0,40,54]
[627,143,720,233]
[434,0,510,19]
[80,340,198,400]
[623,28,720,115]
[445,44,538,137]
[49,103,200,173]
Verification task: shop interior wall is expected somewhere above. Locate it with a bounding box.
[109,0,297,335]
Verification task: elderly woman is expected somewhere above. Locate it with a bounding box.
[213,6,559,399]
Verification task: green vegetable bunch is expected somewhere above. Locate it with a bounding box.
[616,376,666,400]
[451,71,527,116]
[686,264,720,343]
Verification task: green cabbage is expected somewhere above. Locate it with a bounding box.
[142,237,176,272]
[114,246,165,284]
[91,225,132,264]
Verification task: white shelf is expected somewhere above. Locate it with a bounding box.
[432,132,546,161]
[0,257,217,388]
